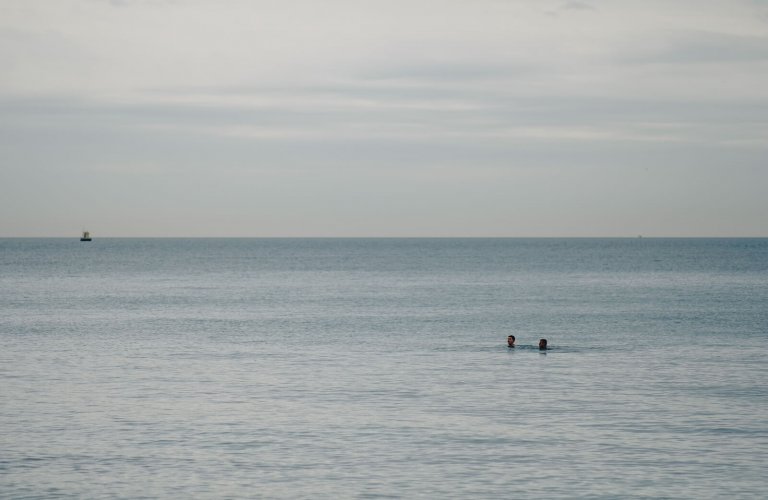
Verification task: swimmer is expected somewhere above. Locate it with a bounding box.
[538,338,547,350]
[507,335,516,348]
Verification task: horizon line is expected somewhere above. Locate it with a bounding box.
[2,235,767,239]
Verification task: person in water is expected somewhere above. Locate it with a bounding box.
[507,335,516,348]
[539,338,548,350]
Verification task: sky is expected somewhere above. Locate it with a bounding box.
[1,0,767,237]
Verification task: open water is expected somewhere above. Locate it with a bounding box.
[1,238,767,499]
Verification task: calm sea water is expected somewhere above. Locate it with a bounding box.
[1,238,767,499]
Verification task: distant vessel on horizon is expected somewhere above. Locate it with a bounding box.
[80,231,92,242]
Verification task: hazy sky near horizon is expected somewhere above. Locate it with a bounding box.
[1,0,767,236]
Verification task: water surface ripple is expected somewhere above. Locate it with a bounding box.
[1,238,767,498]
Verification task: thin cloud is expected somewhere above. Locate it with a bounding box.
[562,1,595,11]
[546,0,595,17]
[623,30,768,64]
[358,61,543,83]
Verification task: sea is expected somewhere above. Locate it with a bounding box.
[1,238,767,499]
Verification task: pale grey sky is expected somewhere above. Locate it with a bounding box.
[1,0,767,236]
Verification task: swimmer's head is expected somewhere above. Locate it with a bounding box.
[507,335,515,347]
[538,338,547,350]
